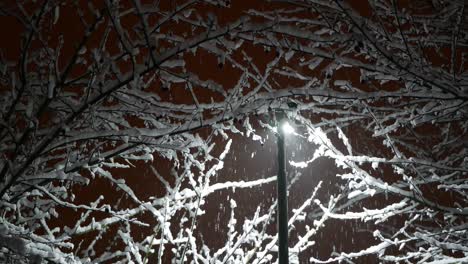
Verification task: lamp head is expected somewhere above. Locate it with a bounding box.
[280,121,295,135]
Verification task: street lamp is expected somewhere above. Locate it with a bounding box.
[276,116,293,264]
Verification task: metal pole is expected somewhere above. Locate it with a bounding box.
[277,118,289,264]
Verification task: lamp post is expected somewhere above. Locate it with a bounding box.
[277,117,293,264]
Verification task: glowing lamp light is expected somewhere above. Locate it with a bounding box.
[281,121,295,135]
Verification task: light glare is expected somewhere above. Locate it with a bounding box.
[281,122,295,134]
